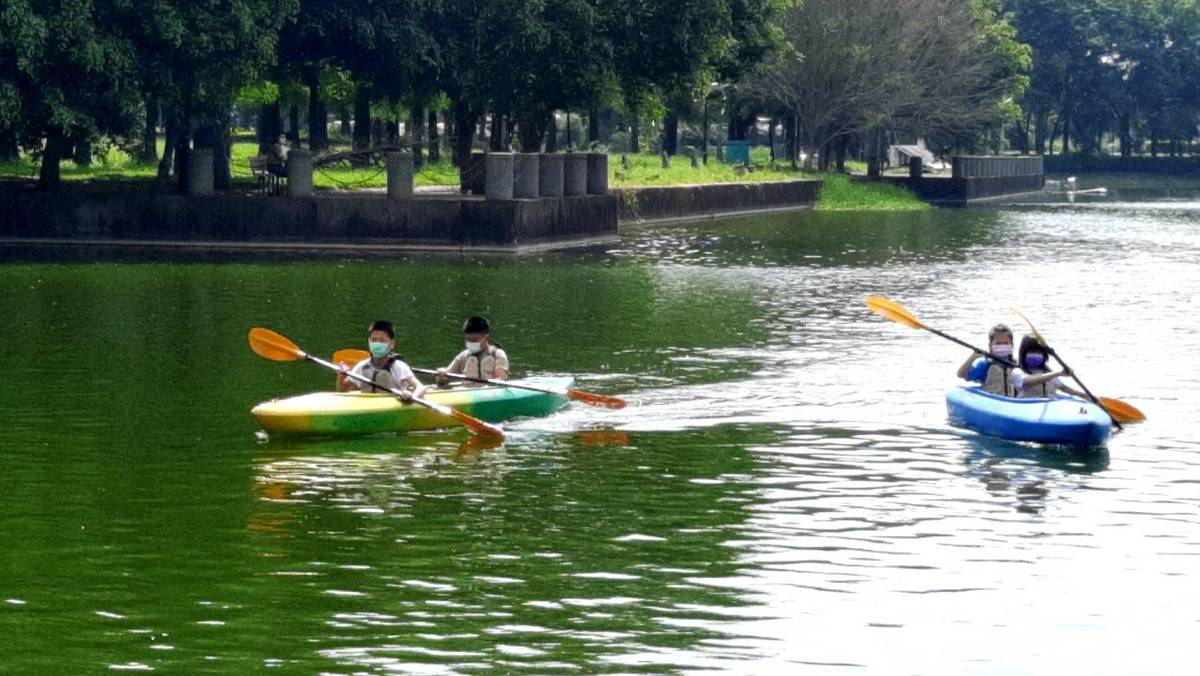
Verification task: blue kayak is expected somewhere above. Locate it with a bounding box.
[946,386,1112,447]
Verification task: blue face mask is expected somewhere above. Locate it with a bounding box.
[1025,354,1046,368]
[369,341,390,358]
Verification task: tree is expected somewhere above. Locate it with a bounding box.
[749,0,1029,171]
[0,0,140,188]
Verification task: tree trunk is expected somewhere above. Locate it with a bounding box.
[194,121,230,191]
[174,98,192,193]
[140,96,159,163]
[257,101,281,154]
[662,113,679,156]
[1120,114,1131,158]
[73,137,93,167]
[427,108,440,163]
[489,114,507,151]
[352,88,371,166]
[353,89,371,150]
[0,132,16,161]
[452,101,477,168]
[1060,107,1070,155]
[629,105,640,154]
[545,113,558,152]
[835,136,848,173]
[38,132,66,190]
[339,106,351,138]
[158,108,179,181]
[385,118,399,144]
[1034,110,1048,155]
[410,104,425,168]
[588,108,599,146]
[304,66,327,151]
[1150,124,1158,158]
[288,103,300,141]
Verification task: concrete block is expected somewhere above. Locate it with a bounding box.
[513,153,539,199]
[485,152,514,200]
[587,153,609,195]
[187,148,214,196]
[564,153,587,196]
[287,148,313,197]
[538,153,564,197]
[387,152,414,198]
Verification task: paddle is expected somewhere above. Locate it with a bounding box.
[333,348,628,409]
[866,296,1143,424]
[1010,306,1145,426]
[866,295,1017,364]
[249,328,505,440]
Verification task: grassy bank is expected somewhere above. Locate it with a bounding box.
[0,142,928,210]
[815,172,929,210]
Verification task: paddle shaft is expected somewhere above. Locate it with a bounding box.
[1047,349,1122,429]
[414,368,557,393]
[305,352,497,433]
[927,326,1018,368]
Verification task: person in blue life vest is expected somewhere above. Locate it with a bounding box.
[338,320,426,400]
[957,323,1018,396]
[436,316,510,387]
[1011,334,1086,399]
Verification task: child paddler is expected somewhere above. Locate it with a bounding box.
[436,315,510,387]
[1012,335,1085,399]
[338,320,426,400]
[956,323,1018,397]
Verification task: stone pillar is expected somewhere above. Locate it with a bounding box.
[513,153,539,199]
[586,153,608,195]
[287,148,313,197]
[485,152,514,200]
[187,148,214,196]
[908,156,923,179]
[563,152,587,196]
[538,153,564,197]
[387,152,414,199]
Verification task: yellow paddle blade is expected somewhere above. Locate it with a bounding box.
[333,349,369,369]
[248,327,306,362]
[1010,305,1047,345]
[866,295,929,331]
[1099,397,1147,423]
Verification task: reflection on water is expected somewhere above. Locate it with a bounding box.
[2,177,1199,671]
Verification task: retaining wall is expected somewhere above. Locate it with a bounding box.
[614,179,822,223]
[0,183,618,251]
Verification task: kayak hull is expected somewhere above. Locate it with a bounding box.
[252,377,572,437]
[946,385,1112,447]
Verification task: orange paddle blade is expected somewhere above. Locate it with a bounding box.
[1100,397,1146,423]
[249,327,306,362]
[333,349,369,369]
[436,404,505,439]
[567,389,628,409]
[866,295,929,331]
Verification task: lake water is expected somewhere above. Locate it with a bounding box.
[1,176,1198,673]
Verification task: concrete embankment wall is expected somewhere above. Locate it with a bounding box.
[614,179,822,224]
[0,183,618,251]
[880,155,1044,204]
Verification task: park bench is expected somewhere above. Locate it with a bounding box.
[249,155,286,195]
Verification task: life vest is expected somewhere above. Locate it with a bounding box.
[360,356,402,393]
[461,345,505,382]
[1016,369,1059,399]
[983,361,1016,397]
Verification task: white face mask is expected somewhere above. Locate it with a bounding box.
[465,340,483,355]
[991,344,1013,358]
